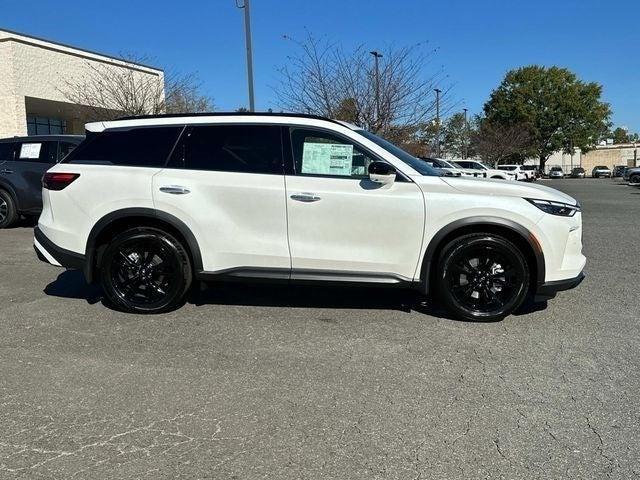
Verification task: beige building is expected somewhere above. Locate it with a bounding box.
[545,143,639,174]
[0,28,164,138]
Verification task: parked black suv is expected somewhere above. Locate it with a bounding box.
[0,135,84,228]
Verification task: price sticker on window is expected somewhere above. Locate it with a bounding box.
[301,143,353,176]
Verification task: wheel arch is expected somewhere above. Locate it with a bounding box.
[0,179,19,206]
[419,217,545,294]
[84,208,203,283]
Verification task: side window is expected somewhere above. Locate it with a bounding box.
[16,141,56,164]
[167,125,283,174]
[57,141,79,162]
[0,143,16,162]
[290,128,377,178]
[64,127,182,167]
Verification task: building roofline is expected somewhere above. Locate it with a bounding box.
[0,27,163,72]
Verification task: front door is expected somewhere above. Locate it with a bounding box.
[284,127,425,281]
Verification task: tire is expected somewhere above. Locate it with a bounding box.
[100,227,192,313]
[490,175,504,179]
[435,233,530,322]
[631,174,640,184]
[0,189,18,229]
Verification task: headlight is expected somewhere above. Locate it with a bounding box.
[525,198,580,217]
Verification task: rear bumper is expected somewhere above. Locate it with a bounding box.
[34,227,85,270]
[534,271,585,301]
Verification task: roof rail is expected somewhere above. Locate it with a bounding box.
[115,111,341,124]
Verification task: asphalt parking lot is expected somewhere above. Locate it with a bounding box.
[1,178,639,479]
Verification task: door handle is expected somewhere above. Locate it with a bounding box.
[290,192,321,203]
[159,185,191,195]
[0,169,13,174]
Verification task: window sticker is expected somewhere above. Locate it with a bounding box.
[301,142,353,176]
[20,143,42,159]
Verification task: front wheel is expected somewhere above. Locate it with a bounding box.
[630,174,640,184]
[100,227,192,313]
[436,233,530,322]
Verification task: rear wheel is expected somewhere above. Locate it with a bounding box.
[0,190,18,229]
[436,233,530,322]
[100,227,192,313]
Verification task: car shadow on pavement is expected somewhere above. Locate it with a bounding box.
[190,282,466,321]
[43,272,546,322]
[43,270,103,305]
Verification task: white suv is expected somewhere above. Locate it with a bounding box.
[34,113,585,321]
[455,160,516,180]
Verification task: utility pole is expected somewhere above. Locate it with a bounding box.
[434,88,442,157]
[370,51,383,129]
[463,108,468,159]
[236,0,255,111]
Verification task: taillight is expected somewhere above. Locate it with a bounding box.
[42,172,80,191]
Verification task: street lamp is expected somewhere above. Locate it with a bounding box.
[434,88,442,157]
[370,51,383,127]
[463,108,468,159]
[236,0,255,111]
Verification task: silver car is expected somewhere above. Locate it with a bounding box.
[592,165,612,178]
[549,166,564,179]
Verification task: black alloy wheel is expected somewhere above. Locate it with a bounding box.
[437,233,529,322]
[100,227,192,313]
[0,190,17,229]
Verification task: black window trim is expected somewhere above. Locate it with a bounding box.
[286,125,411,183]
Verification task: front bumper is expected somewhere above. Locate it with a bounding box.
[34,227,85,270]
[534,271,585,301]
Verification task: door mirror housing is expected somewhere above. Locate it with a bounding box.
[368,161,396,185]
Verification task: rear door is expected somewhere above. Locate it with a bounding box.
[152,124,290,274]
[8,140,57,212]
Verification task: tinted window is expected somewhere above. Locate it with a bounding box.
[58,141,79,161]
[16,141,56,164]
[0,143,16,162]
[168,125,283,174]
[291,128,378,178]
[65,127,182,167]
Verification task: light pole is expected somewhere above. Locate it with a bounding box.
[236,0,255,111]
[463,108,468,159]
[434,88,442,157]
[370,51,383,127]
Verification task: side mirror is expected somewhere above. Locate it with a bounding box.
[368,161,396,185]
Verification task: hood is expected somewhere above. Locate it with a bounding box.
[437,176,578,205]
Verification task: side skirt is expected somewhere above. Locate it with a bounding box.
[196,267,420,289]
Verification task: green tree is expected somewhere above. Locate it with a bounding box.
[483,66,611,169]
[612,127,630,144]
[442,112,476,158]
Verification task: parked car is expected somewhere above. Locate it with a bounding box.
[34,112,585,322]
[613,165,628,178]
[549,166,564,179]
[571,167,585,178]
[419,157,462,177]
[0,135,84,228]
[592,165,612,178]
[455,160,516,180]
[520,165,540,181]
[497,165,528,181]
[624,167,640,185]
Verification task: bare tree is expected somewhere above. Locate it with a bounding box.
[472,120,531,167]
[274,33,454,138]
[59,53,213,121]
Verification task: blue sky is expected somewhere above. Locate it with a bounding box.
[2,0,639,131]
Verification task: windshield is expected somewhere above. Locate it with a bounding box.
[356,130,438,176]
[551,167,562,171]
[498,166,517,171]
